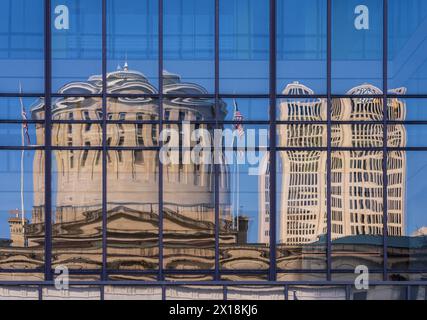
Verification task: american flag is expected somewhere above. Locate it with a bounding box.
[233,99,244,138]
[19,84,31,145]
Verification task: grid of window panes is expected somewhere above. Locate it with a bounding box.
[0,0,426,300]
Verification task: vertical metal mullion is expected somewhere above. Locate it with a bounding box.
[382,0,389,282]
[268,0,277,282]
[162,285,166,300]
[38,285,43,300]
[100,285,105,300]
[44,0,52,281]
[405,285,411,300]
[214,0,220,282]
[326,0,332,282]
[345,284,351,300]
[101,0,108,282]
[158,0,164,281]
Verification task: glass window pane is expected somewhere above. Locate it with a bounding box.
[52,123,102,147]
[331,151,384,271]
[52,150,102,270]
[0,123,44,147]
[107,151,159,272]
[332,124,384,148]
[107,97,159,120]
[222,98,269,122]
[104,286,162,299]
[220,151,270,274]
[164,0,214,93]
[107,0,159,90]
[391,125,427,147]
[277,151,327,271]
[278,96,327,121]
[165,286,223,300]
[332,0,383,93]
[52,0,102,92]
[227,286,285,300]
[42,286,101,300]
[0,150,45,273]
[0,0,44,93]
[219,0,269,94]
[278,125,327,147]
[332,96,384,121]
[163,161,215,276]
[277,0,327,94]
[388,0,427,94]
[391,99,427,121]
[52,97,102,121]
[0,97,44,121]
[106,124,159,147]
[288,286,347,300]
[386,151,427,272]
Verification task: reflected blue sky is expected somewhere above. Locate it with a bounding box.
[0,0,427,242]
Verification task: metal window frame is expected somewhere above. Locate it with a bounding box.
[0,0,425,300]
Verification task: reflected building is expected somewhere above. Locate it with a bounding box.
[259,82,407,245]
[0,67,424,297]
[2,65,244,273]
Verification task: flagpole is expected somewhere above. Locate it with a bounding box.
[19,83,25,226]
[231,160,235,230]
[236,154,240,231]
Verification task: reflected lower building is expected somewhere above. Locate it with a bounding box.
[259,82,407,245]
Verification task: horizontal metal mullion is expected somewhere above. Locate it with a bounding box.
[0,269,44,274]
[0,280,426,287]
[0,93,44,98]
[0,146,45,150]
[51,93,103,98]
[2,93,427,99]
[219,94,270,99]
[0,268,419,276]
[276,94,328,99]
[386,94,427,99]
[0,120,45,124]
[51,120,103,124]
[51,146,104,151]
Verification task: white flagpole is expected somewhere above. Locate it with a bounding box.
[236,154,240,231]
[233,98,241,231]
[19,83,25,226]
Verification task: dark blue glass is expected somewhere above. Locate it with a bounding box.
[0,0,44,93]
[107,0,159,91]
[332,0,383,94]
[164,0,214,93]
[219,0,269,94]
[277,0,327,95]
[388,0,427,95]
[52,0,102,92]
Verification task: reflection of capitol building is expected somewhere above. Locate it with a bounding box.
[4,65,251,274]
[260,82,407,245]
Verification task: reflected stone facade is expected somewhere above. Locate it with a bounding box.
[0,67,242,273]
[259,82,407,246]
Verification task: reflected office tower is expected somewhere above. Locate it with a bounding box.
[259,82,328,245]
[259,82,406,245]
[278,82,328,245]
[331,85,407,239]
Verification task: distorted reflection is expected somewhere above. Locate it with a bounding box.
[0,65,426,282]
